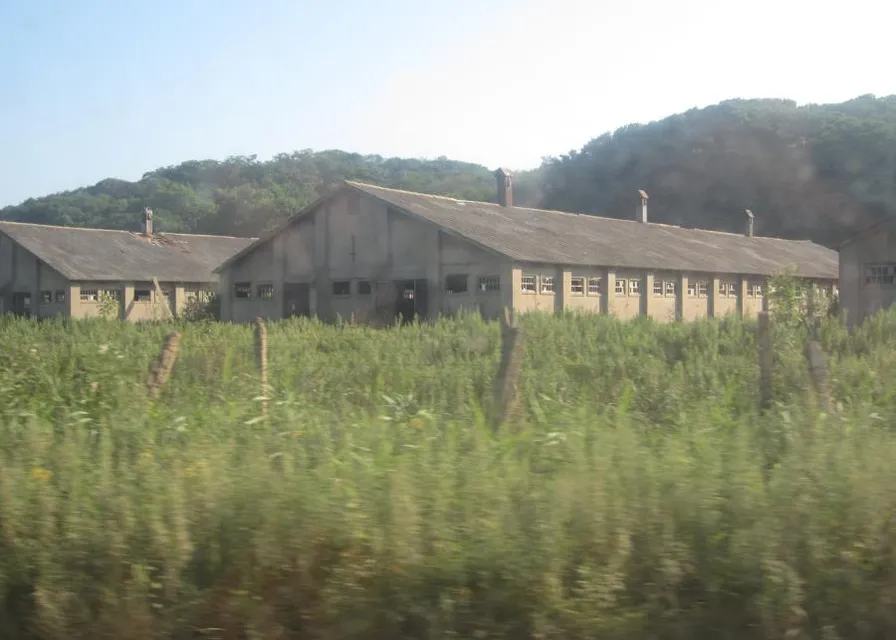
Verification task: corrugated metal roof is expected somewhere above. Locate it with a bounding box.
[0,221,256,282]
[347,182,839,279]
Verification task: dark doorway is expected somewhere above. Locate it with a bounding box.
[394,279,428,323]
[283,283,310,318]
[12,293,31,317]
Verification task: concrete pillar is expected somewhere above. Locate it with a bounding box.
[173,285,186,318]
[273,235,287,320]
[644,272,655,318]
[558,269,571,313]
[710,276,721,317]
[425,228,442,318]
[604,269,616,316]
[67,284,80,319]
[121,284,135,321]
[737,275,747,316]
[678,273,688,321]
[218,271,232,322]
[502,264,516,318]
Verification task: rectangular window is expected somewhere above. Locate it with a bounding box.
[477,275,500,292]
[234,283,251,300]
[587,277,603,295]
[629,279,641,296]
[185,288,213,302]
[445,274,469,294]
[719,281,737,298]
[864,263,896,285]
[615,279,626,295]
[664,281,676,297]
[653,280,664,296]
[521,275,536,293]
[697,281,708,298]
[55,290,66,304]
[101,289,121,301]
[570,277,584,294]
[540,275,555,294]
[332,280,351,296]
[747,283,763,298]
[80,289,99,302]
[40,291,52,304]
[687,281,697,297]
[358,280,372,295]
[134,289,152,302]
[257,284,274,300]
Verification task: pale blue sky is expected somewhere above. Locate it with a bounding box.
[1,0,893,207]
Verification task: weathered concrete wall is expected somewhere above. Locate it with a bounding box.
[220,190,510,322]
[1,234,69,318]
[840,226,896,326]
[682,274,711,321]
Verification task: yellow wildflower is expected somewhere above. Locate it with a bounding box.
[30,468,53,482]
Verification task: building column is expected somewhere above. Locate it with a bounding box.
[502,264,517,320]
[425,228,442,319]
[558,268,571,314]
[678,273,688,321]
[173,285,185,318]
[67,284,79,318]
[604,269,615,316]
[218,271,232,322]
[710,276,721,318]
[644,272,655,318]
[122,284,135,320]
[737,275,747,316]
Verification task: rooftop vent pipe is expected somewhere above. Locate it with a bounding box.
[495,168,513,207]
[637,189,649,223]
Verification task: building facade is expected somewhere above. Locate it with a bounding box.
[839,216,896,326]
[216,172,839,324]
[0,214,254,320]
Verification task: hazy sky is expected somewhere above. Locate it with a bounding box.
[1,0,893,206]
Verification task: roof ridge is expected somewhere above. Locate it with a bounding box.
[346,181,825,247]
[0,219,254,241]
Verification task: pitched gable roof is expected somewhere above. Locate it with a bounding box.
[218,181,839,279]
[0,221,256,282]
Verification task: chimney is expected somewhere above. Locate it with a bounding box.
[144,207,153,236]
[745,209,754,237]
[495,168,513,207]
[637,189,649,223]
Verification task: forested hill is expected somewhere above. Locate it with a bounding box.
[0,153,506,238]
[4,94,896,245]
[536,95,896,246]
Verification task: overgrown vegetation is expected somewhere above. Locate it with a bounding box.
[3,309,896,639]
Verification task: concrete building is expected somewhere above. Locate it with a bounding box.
[839,216,896,326]
[215,170,838,324]
[0,210,254,320]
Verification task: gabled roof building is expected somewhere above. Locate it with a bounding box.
[215,169,838,325]
[0,210,255,320]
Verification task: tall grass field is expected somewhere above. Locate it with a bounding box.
[3,310,896,639]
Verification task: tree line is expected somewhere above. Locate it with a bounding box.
[4,94,896,246]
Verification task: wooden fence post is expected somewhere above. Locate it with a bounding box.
[147,331,181,398]
[805,339,830,411]
[255,317,269,418]
[758,312,773,410]
[491,308,525,429]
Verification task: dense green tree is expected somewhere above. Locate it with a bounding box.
[4,95,896,244]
